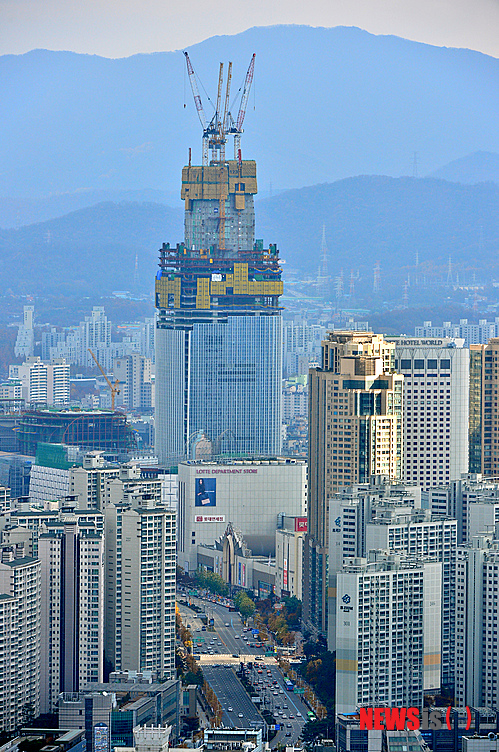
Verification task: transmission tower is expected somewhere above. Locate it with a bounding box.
[316,224,329,298]
[373,261,381,294]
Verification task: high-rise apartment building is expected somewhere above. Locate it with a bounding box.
[304,331,403,635]
[365,508,457,690]
[389,337,469,489]
[455,534,499,707]
[335,551,441,716]
[9,356,70,405]
[416,317,499,347]
[429,474,499,544]
[38,517,105,713]
[113,354,153,411]
[155,58,282,464]
[15,305,35,359]
[79,307,112,370]
[105,500,176,679]
[0,544,41,731]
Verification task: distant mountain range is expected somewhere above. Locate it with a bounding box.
[1,176,497,297]
[429,151,499,184]
[1,25,498,203]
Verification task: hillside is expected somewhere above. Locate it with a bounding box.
[429,151,499,185]
[1,176,498,297]
[0,25,498,204]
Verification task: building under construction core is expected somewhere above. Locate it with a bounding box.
[155,54,283,464]
[18,408,134,456]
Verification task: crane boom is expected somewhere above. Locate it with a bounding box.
[184,51,207,129]
[222,61,232,133]
[235,53,255,132]
[88,348,120,411]
[215,63,224,130]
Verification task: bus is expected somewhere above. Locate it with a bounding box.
[284,679,294,691]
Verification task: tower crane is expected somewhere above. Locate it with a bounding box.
[233,53,255,159]
[183,52,255,165]
[88,348,120,410]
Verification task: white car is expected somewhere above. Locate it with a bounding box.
[238,713,244,718]
[228,707,233,712]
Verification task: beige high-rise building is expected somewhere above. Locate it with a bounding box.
[470,339,499,476]
[303,331,403,635]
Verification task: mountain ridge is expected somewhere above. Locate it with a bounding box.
[1,25,497,199]
[1,175,498,297]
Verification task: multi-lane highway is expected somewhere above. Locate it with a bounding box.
[203,665,264,729]
[177,592,311,747]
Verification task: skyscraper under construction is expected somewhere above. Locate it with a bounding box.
[155,54,283,464]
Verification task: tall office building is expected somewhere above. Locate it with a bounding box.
[155,57,282,464]
[105,499,176,679]
[390,337,469,489]
[0,544,41,731]
[38,517,105,714]
[304,331,403,635]
[455,534,499,707]
[335,551,441,716]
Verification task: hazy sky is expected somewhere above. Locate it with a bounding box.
[1,0,499,59]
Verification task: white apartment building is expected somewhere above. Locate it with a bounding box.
[105,501,176,679]
[429,474,499,544]
[416,318,499,347]
[38,519,105,713]
[455,534,499,707]
[390,337,469,490]
[9,356,70,405]
[0,545,41,731]
[0,506,105,558]
[327,479,420,650]
[70,452,120,510]
[365,508,457,689]
[114,353,153,411]
[14,305,35,359]
[282,322,325,377]
[468,499,499,540]
[79,306,112,370]
[335,552,442,716]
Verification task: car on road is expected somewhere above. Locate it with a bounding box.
[238,713,243,718]
[225,623,230,627]
[234,635,239,638]
[228,707,233,712]
[285,732,292,737]
[289,714,294,719]
[232,653,238,658]
[286,724,292,728]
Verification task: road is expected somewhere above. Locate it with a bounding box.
[178,592,310,747]
[203,665,264,730]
